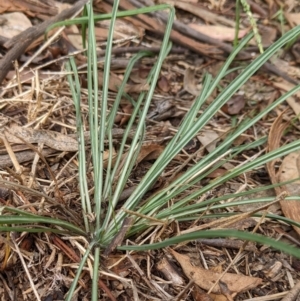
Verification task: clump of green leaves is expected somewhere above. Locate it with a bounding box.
[1,1,300,300]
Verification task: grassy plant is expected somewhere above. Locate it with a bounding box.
[1,2,300,300]
[234,0,263,53]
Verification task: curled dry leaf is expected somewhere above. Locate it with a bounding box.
[266,112,300,236]
[278,151,300,236]
[170,249,262,295]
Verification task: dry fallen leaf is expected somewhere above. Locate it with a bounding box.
[136,144,164,163]
[95,19,143,41]
[98,72,149,93]
[147,99,176,121]
[103,144,164,169]
[273,81,300,119]
[285,13,300,26]
[184,67,202,96]
[191,285,215,301]
[0,12,32,39]
[170,249,262,296]
[114,103,133,126]
[205,168,227,179]
[221,94,246,115]
[266,112,300,236]
[188,24,248,41]
[197,130,219,153]
[249,26,277,47]
[157,75,171,93]
[278,151,300,236]
[129,67,150,84]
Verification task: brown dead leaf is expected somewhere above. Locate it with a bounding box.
[115,104,133,126]
[221,94,246,115]
[103,145,164,170]
[95,19,143,41]
[0,12,32,39]
[98,72,149,93]
[197,130,219,153]
[105,254,144,277]
[209,293,228,301]
[249,26,277,47]
[273,81,300,119]
[170,249,262,295]
[137,144,164,163]
[129,67,150,84]
[266,112,300,236]
[20,235,34,252]
[219,281,234,301]
[285,13,300,26]
[44,3,84,52]
[278,151,300,236]
[147,99,180,121]
[189,24,248,42]
[192,285,214,301]
[205,168,227,179]
[157,76,170,93]
[184,67,201,96]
